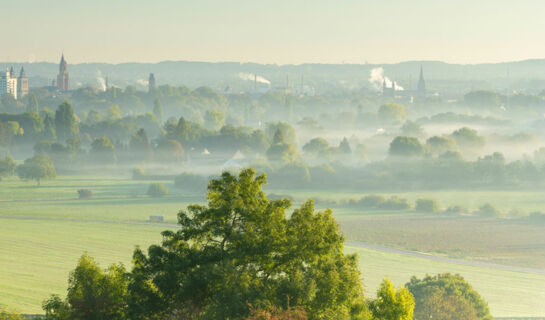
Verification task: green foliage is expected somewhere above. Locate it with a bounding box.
[338,137,352,154]
[415,199,439,213]
[174,172,208,190]
[267,135,298,164]
[406,273,493,320]
[91,136,116,163]
[389,136,425,157]
[378,103,406,124]
[0,155,16,180]
[204,109,226,130]
[25,93,39,113]
[42,254,129,320]
[16,154,56,186]
[450,127,485,156]
[464,91,501,107]
[155,139,184,162]
[426,136,457,156]
[0,306,23,320]
[146,183,169,197]
[55,101,79,142]
[129,168,367,319]
[369,279,414,320]
[152,98,163,123]
[302,138,330,157]
[400,121,425,138]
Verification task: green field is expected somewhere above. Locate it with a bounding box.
[1,176,544,316]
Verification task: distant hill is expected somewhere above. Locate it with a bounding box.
[1,59,544,94]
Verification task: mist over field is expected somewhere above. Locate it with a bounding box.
[2,1,545,319]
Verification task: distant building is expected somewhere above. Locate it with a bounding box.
[382,79,397,97]
[17,67,28,98]
[57,54,70,90]
[0,69,18,99]
[417,66,426,99]
[148,73,156,93]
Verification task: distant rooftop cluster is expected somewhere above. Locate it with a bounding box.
[0,66,28,100]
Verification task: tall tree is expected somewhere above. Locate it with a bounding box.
[152,98,163,124]
[128,168,367,319]
[55,101,79,142]
[25,93,39,113]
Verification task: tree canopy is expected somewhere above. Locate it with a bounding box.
[16,154,56,186]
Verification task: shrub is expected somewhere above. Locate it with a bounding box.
[147,183,169,197]
[443,205,467,216]
[475,203,501,218]
[379,196,411,210]
[527,211,545,224]
[174,172,208,191]
[359,195,385,208]
[77,189,93,199]
[415,198,439,213]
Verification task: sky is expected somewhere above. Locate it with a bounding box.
[1,0,544,65]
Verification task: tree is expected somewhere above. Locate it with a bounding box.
[426,136,457,156]
[204,109,225,130]
[0,155,16,180]
[155,139,184,162]
[389,136,425,157]
[400,121,425,138]
[42,254,129,320]
[415,199,439,213]
[378,103,406,124]
[450,127,485,157]
[146,183,169,197]
[0,306,23,320]
[91,136,116,163]
[338,137,352,154]
[128,168,367,319]
[55,101,79,142]
[369,279,414,320]
[25,93,39,113]
[129,128,153,162]
[16,154,56,186]
[106,105,122,120]
[152,98,163,123]
[406,273,492,320]
[302,138,330,157]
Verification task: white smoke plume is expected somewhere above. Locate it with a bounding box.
[96,71,106,92]
[238,73,271,85]
[368,67,404,91]
[136,79,149,86]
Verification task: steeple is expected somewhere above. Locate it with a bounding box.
[148,73,156,93]
[57,54,70,90]
[9,66,14,77]
[417,66,426,98]
[19,66,25,78]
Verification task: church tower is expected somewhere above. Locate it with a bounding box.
[17,66,29,98]
[417,66,426,99]
[57,54,70,90]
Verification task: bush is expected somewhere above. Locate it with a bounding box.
[77,189,93,199]
[527,211,545,224]
[475,203,501,218]
[415,198,439,213]
[147,183,169,197]
[132,168,146,180]
[359,195,385,207]
[379,196,411,210]
[443,205,467,216]
[174,172,208,191]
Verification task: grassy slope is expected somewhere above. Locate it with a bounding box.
[348,245,545,318]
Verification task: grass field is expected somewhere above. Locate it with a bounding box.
[1,176,544,316]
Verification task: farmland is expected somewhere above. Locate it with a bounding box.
[1,175,544,316]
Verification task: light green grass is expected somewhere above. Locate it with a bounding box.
[348,246,545,318]
[0,219,167,314]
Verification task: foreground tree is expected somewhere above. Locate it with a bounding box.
[128,168,367,319]
[16,154,56,186]
[369,279,414,320]
[406,273,492,320]
[0,306,23,320]
[43,254,129,320]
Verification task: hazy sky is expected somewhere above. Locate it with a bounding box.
[2,0,544,64]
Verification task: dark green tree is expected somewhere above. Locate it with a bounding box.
[152,98,163,124]
[0,155,16,180]
[25,93,39,113]
[128,168,367,319]
[55,101,79,142]
[389,136,425,157]
[16,154,56,186]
